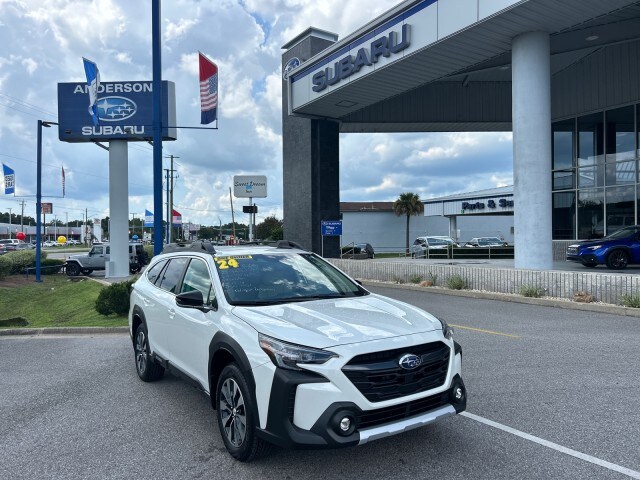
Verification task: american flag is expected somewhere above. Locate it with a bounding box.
[199,52,218,125]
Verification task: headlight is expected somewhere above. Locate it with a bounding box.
[440,319,454,340]
[586,245,602,250]
[259,334,338,371]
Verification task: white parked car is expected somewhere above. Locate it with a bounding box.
[410,236,452,258]
[129,241,466,461]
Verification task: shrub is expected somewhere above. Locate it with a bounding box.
[620,294,640,308]
[392,275,405,284]
[40,258,65,274]
[519,285,544,298]
[427,271,438,286]
[0,256,10,279]
[95,279,136,316]
[446,274,468,290]
[409,274,423,284]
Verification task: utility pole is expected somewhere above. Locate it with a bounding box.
[130,212,138,239]
[7,207,12,238]
[19,200,25,233]
[65,212,68,241]
[164,155,179,244]
[229,187,236,242]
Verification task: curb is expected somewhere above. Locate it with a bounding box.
[0,326,129,337]
[361,280,640,318]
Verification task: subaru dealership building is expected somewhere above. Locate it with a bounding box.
[281,0,640,270]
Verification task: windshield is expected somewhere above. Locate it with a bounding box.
[605,226,640,240]
[427,238,448,245]
[214,253,368,306]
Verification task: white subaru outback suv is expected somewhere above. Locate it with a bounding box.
[129,241,466,462]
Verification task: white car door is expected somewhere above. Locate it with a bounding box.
[150,256,190,362]
[171,258,219,389]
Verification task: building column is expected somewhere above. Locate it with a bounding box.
[106,140,130,278]
[282,29,340,257]
[448,216,458,242]
[512,31,552,270]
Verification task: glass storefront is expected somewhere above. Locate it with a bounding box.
[552,104,638,239]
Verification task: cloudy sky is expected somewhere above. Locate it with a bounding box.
[0,0,513,227]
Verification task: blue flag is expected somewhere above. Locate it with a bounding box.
[144,209,154,227]
[82,57,100,126]
[2,163,15,195]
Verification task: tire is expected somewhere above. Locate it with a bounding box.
[134,324,164,382]
[66,262,81,276]
[130,266,141,274]
[606,250,629,270]
[216,363,271,462]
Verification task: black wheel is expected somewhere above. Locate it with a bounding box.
[130,266,141,274]
[66,262,81,276]
[606,250,628,270]
[216,363,271,462]
[411,252,415,258]
[134,324,164,382]
[81,269,93,275]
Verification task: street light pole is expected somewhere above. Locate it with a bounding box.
[35,120,57,283]
[7,207,11,239]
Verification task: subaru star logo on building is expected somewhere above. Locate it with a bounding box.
[283,57,301,80]
[97,96,138,122]
[399,354,422,370]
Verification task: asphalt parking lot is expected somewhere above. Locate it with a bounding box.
[1,286,639,479]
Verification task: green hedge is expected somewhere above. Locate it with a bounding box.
[0,250,52,278]
[95,279,135,316]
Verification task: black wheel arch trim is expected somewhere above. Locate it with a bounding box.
[130,305,147,343]
[209,332,259,417]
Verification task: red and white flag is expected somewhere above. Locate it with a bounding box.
[199,52,218,124]
[172,209,182,226]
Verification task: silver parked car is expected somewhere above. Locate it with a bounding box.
[411,236,451,258]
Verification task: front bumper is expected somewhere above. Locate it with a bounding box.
[256,340,466,449]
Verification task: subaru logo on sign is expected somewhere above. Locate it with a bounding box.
[97,96,138,122]
[399,354,422,370]
[283,57,301,80]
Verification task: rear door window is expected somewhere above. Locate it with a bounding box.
[158,257,189,293]
[146,260,168,285]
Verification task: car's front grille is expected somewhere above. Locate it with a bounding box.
[567,247,578,255]
[342,342,450,402]
[356,391,450,429]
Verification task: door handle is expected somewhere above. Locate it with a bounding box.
[168,308,176,319]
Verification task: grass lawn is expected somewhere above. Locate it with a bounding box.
[0,274,127,329]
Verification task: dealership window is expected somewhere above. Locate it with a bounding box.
[553,119,574,170]
[578,165,605,188]
[553,170,574,190]
[605,185,635,236]
[578,112,604,166]
[552,192,575,239]
[605,160,635,186]
[578,189,604,239]
[605,106,635,163]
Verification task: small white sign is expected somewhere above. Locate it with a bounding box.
[234,175,267,198]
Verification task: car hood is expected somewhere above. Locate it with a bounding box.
[231,294,442,349]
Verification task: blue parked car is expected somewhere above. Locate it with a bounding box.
[566,225,640,270]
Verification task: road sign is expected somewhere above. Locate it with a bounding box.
[321,220,342,236]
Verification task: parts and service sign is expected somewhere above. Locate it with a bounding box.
[57,81,177,142]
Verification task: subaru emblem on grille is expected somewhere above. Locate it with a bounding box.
[399,354,422,370]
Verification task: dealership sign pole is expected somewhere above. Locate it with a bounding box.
[234,175,267,241]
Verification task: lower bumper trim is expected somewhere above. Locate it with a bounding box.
[358,404,456,445]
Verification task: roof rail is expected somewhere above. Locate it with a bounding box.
[162,240,217,254]
[274,240,305,250]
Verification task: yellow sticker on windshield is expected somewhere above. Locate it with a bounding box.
[215,256,250,269]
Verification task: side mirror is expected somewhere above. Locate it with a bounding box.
[176,290,215,312]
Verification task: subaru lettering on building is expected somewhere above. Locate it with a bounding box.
[312,24,410,92]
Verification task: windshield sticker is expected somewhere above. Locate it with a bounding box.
[215,256,252,269]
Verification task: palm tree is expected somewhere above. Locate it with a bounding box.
[393,192,424,254]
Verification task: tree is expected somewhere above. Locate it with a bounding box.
[393,192,424,254]
[256,216,284,241]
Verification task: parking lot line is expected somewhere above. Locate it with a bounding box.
[450,324,521,339]
[461,412,640,479]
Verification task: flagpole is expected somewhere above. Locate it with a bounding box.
[152,0,164,255]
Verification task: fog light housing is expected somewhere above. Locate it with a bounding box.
[339,417,351,432]
[331,410,356,436]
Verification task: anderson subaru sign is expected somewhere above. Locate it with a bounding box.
[57,81,177,142]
